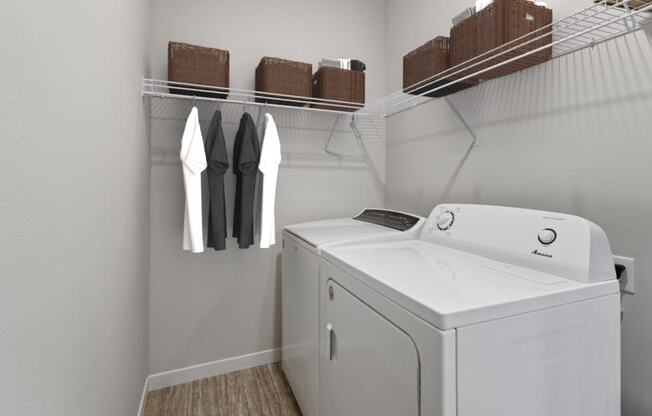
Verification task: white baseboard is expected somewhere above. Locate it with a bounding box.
[137,375,150,416]
[146,348,282,392]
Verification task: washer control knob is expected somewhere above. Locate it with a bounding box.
[538,228,557,245]
[436,211,455,231]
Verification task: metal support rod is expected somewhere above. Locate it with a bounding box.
[350,115,385,192]
[623,0,632,31]
[324,115,342,158]
[445,97,479,147]
[624,0,638,31]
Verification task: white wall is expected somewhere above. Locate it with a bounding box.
[385,1,652,415]
[0,1,151,415]
[148,0,387,374]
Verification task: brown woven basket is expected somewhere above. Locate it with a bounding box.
[255,57,312,106]
[403,37,478,98]
[475,0,553,79]
[312,67,365,112]
[168,42,229,99]
[450,14,480,80]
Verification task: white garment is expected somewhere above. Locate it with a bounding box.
[180,107,207,253]
[258,113,281,249]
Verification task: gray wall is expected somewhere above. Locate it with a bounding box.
[0,1,151,415]
[385,1,652,415]
[148,0,387,374]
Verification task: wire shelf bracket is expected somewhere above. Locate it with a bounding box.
[350,115,385,193]
[445,97,480,147]
[323,115,342,157]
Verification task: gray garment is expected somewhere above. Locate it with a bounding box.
[205,110,229,251]
[232,112,260,248]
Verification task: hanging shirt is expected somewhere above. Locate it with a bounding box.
[181,107,207,253]
[204,110,229,251]
[258,114,281,249]
[232,112,261,249]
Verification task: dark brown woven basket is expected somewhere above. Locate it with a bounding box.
[450,0,552,80]
[450,14,480,79]
[403,36,478,98]
[168,42,229,99]
[255,57,312,106]
[475,0,552,79]
[312,67,365,112]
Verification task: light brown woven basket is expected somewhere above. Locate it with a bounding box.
[255,57,312,106]
[450,0,553,80]
[168,42,230,99]
[450,14,480,79]
[476,0,553,79]
[312,67,365,112]
[403,36,478,98]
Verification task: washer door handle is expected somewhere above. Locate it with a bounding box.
[326,323,336,361]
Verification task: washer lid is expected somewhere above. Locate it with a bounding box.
[285,210,423,248]
[322,239,619,330]
[285,219,394,248]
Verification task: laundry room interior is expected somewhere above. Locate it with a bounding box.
[2,0,652,415]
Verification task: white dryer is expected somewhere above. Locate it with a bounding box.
[320,204,620,416]
[282,209,425,416]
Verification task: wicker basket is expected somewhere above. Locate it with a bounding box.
[475,0,552,79]
[312,67,365,112]
[450,0,552,80]
[255,57,312,106]
[403,37,478,98]
[168,42,229,99]
[450,14,480,79]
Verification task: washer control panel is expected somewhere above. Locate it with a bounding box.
[420,204,616,283]
[538,228,557,245]
[436,211,455,231]
[354,209,421,232]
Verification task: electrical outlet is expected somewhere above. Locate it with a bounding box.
[614,255,636,294]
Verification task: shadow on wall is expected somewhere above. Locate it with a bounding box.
[387,29,652,208]
[392,36,652,145]
[147,97,385,176]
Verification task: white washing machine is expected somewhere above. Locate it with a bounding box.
[319,204,621,416]
[282,209,425,416]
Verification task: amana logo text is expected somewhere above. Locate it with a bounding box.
[531,249,553,258]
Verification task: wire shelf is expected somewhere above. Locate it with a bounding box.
[142,78,369,116]
[145,80,387,189]
[363,0,652,118]
[143,1,650,121]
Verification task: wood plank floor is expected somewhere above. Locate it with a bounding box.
[143,363,302,416]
